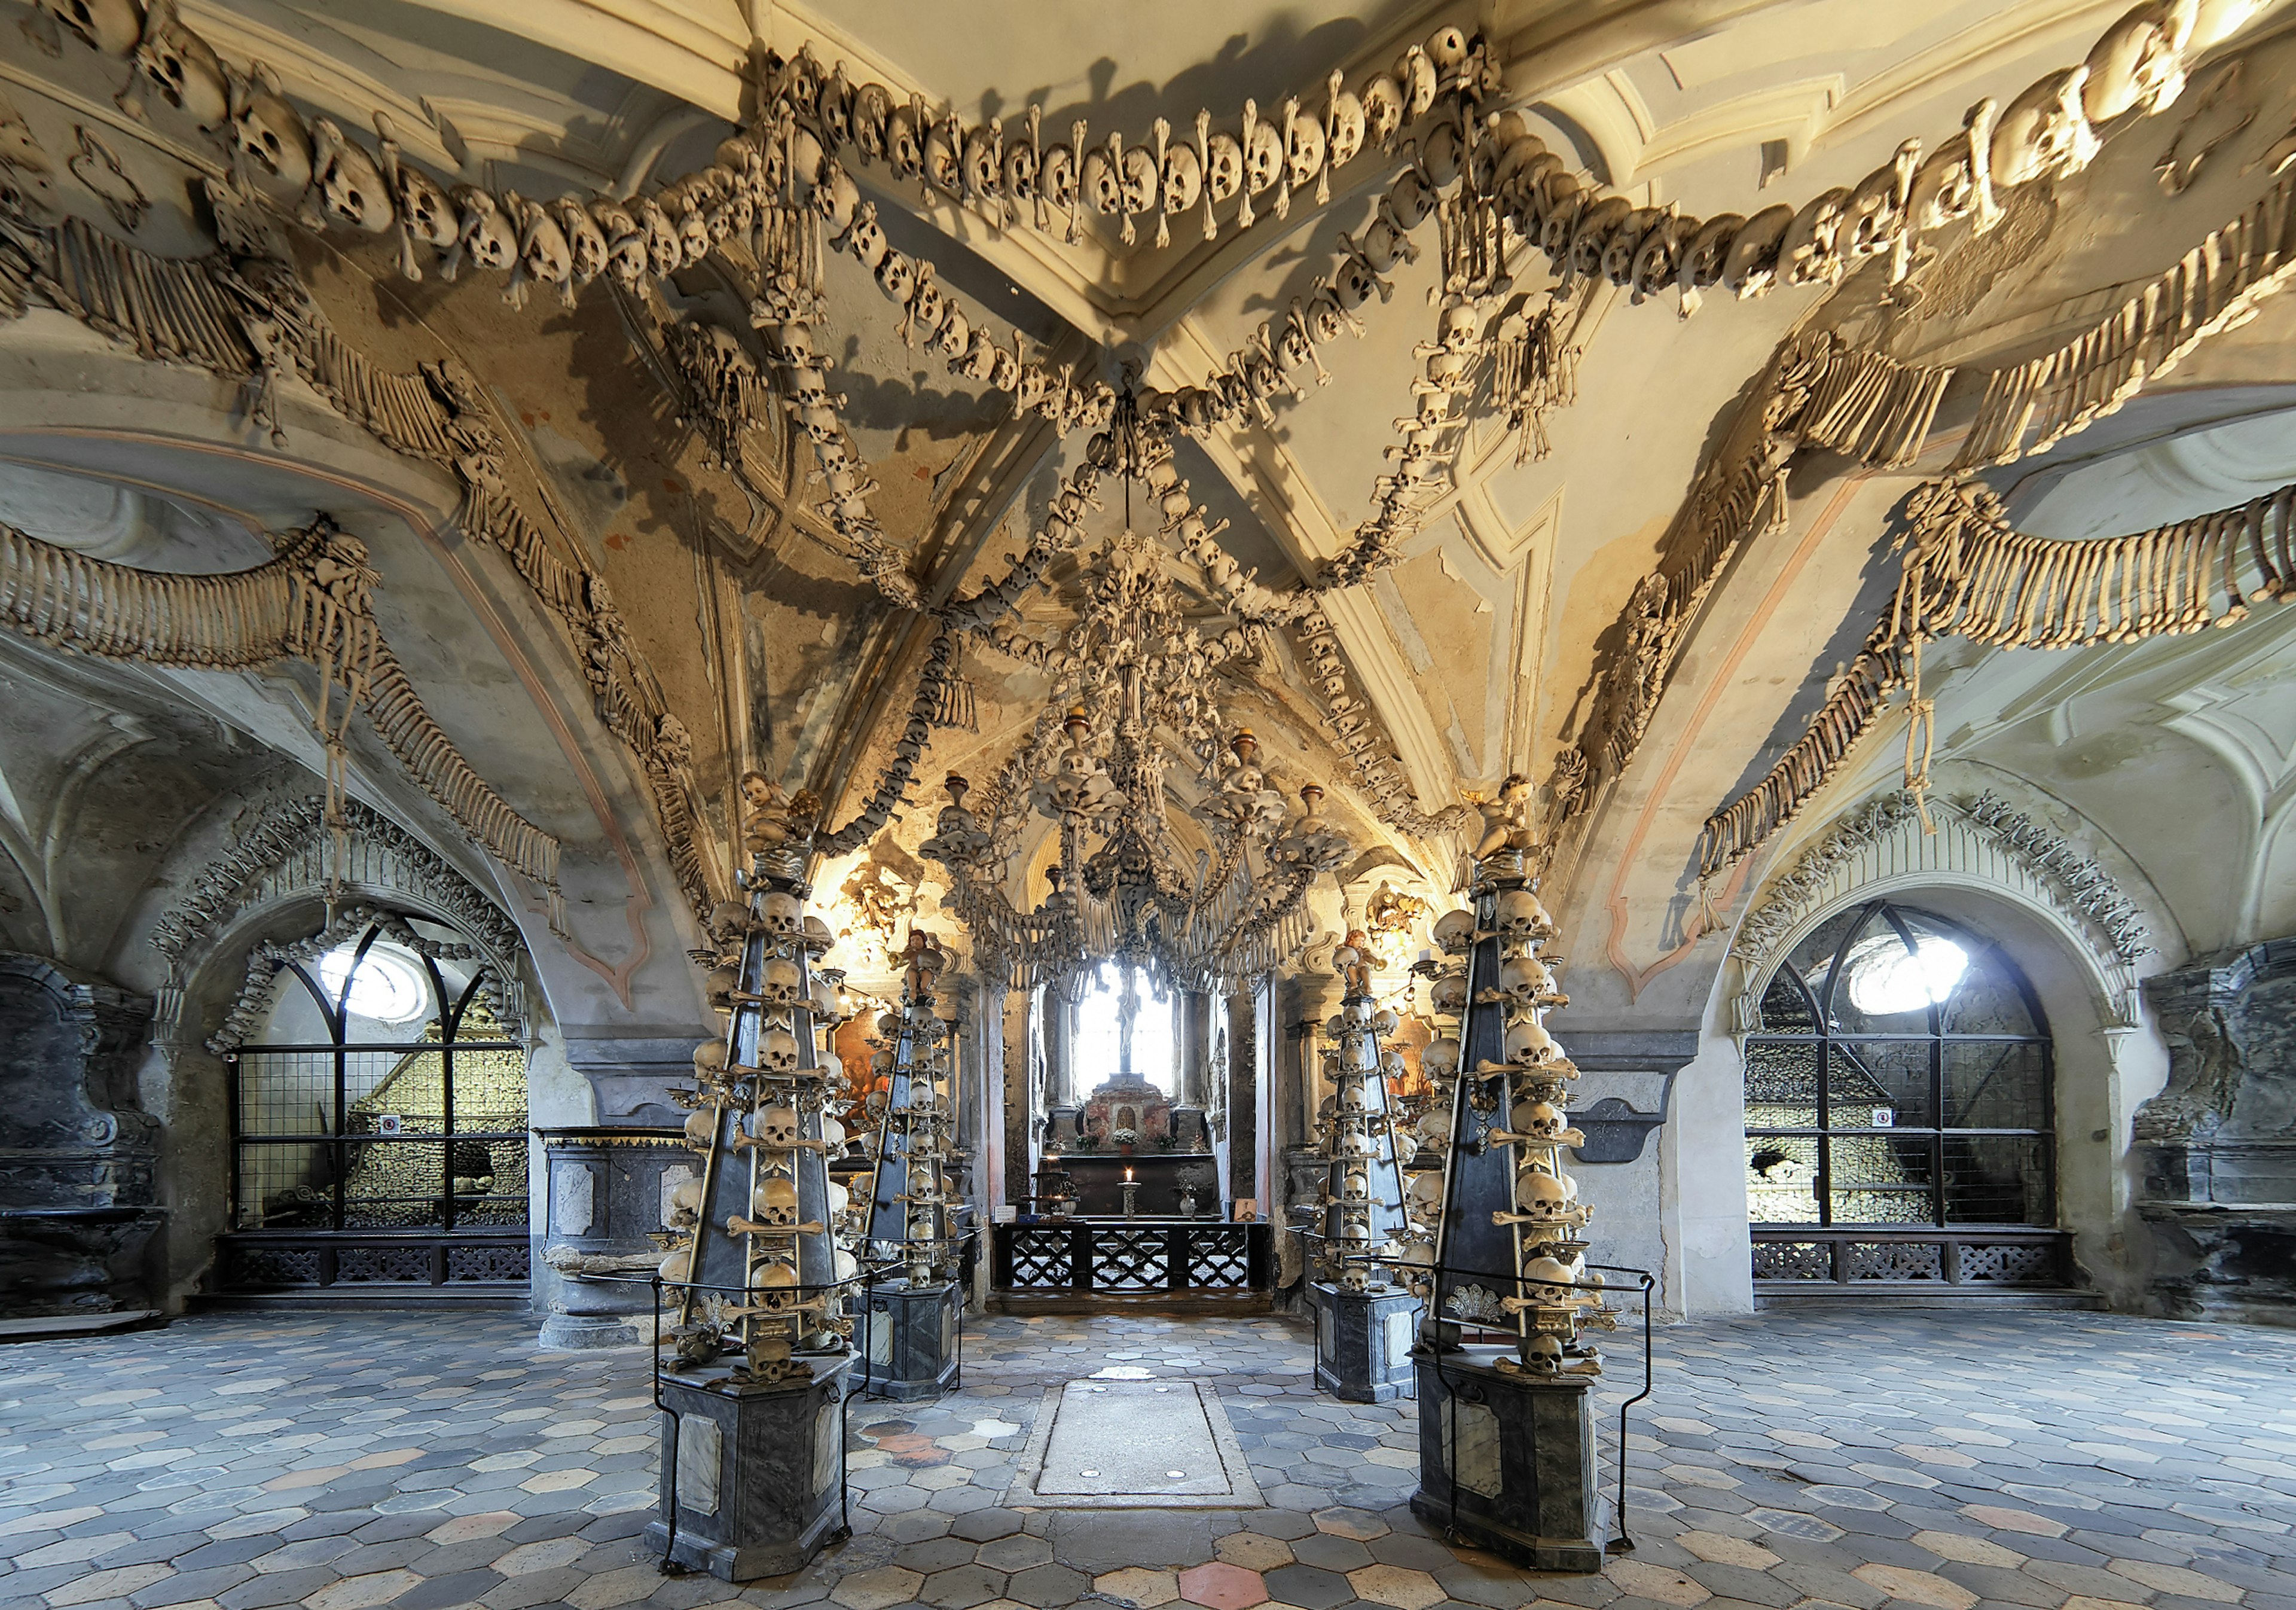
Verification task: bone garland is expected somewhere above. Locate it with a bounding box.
[817,623,959,857]
[660,829,856,1379]
[1309,933,1418,1289]
[0,513,562,898]
[1553,328,1953,833]
[1955,169,2296,468]
[771,26,1488,252]
[1293,605,1474,841]
[1960,791,2154,961]
[753,307,922,610]
[1493,295,1577,465]
[1419,841,1614,1373]
[1695,472,2294,877]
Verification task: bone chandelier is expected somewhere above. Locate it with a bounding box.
[920,402,1351,994]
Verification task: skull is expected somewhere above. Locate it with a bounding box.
[632,199,681,276]
[1525,1332,1564,1369]
[2084,1,2194,123]
[1518,1100,1569,1140]
[1285,106,1326,192]
[1429,972,1469,1015]
[1630,213,1687,299]
[1515,1167,1570,1216]
[753,1175,801,1227]
[41,0,141,56]
[1421,1036,1461,1081]
[133,8,230,129]
[758,1029,800,1076]
[1385,165,1435,230]
[761,891,802,935]
[1341,1168,1369,1200]
[1161,139,1201,216]
[1990,66,2100,188]
[1678,212,1741,291]
[755,1105,801,1148]
[1437,303,1481,352]
[851,83,893,159]
[1332,251,1379,309]
[1080,146,1120,214]
[1203,130,1239,200]
[962,121,1000,203]
[885,105,923,179]
[452,186,515,275]
[761,956,801,1005]
[1324,79,1366,168]
[1506,1014,1561,1067]
[514,197,573,300]
[907,268,945,334]
[932,300,970,357]
[1243,118,1283,197]
[1845,143,1919,263]
[231,66,314,199]
[1425,25,1471,73]
[1778,186,1849,287]
[1494,887,1553,937]
[923,119,960,195]
[1721,202,1793,297]
[1041,142,1077,209]
[1361,74,1405,150]
[1431,907,1477,956]
[1500,956,1550,1005]
[552,197,606,283]
[693,1039,728,1075]
[310,118,393,234]
[1394,44,1438,120]
[704,965,739,1008]
[1567,195,1633,279]
[845,203,889,268]
[1419,115,1464,188]
[1537,177,1585,258]
[590,200,646,288]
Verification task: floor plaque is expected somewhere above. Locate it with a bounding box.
[1007,1380,1263,1508]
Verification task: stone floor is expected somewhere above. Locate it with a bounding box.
[2,1306,2293,1610]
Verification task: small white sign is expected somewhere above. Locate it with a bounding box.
[376,1114,404,1136]
[1870,1107,1895,1129]
[992,1205,1017,1224]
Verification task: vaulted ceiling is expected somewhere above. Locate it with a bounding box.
[3,0,2293,1032]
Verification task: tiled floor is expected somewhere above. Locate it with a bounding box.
[2,1306,2292,1610]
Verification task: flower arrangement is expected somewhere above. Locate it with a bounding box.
[1110,1127,1140,1148]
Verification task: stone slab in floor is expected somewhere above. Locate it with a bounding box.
[1010,1379,1262,1507]
[0,1306,2292,1610]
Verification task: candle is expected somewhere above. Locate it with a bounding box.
[1124,1166,1134,1182]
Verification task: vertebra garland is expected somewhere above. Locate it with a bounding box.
[1696,473,2294,879]
[1419,820,1614,1374]
[659,797,858,1383]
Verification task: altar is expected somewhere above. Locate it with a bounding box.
[1048,1152,1220,1218]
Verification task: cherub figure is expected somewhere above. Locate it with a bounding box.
[1471,772,1537,860]
[739,770,817,854]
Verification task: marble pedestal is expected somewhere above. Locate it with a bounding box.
[645,1354,850,1580]
[1309,1281,1420,1403]
[535,1127,689,1349]
[853,1279,960,1400]
[1411,1350,1607,1571]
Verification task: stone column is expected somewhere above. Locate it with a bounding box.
[1226,986,1259,1205]
[1002,986,1034,1212]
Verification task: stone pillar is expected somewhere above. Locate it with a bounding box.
[1002,986,1034,1211]
[1412,1357,1608,1570]
[0,956,162,1322]
[533,1127,688,1348]
[646,1355,850,1578]
[1226,987,1259,1206]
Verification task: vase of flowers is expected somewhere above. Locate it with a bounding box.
[1111,1126,1140,1157]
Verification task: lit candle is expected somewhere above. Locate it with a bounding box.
[1124,1167,1134,1182]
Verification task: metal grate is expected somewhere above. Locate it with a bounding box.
[1093,1227,1171,1291]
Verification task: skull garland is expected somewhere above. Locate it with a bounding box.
[309,117,392,234]
[125,0,230,130]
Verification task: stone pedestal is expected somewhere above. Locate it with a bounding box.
[534,1126,690,1349]
[1412,1351,1608,1571]
[1310,1280,1419,1403]
[851,1279,960,1400]
[645,1355,849,1580]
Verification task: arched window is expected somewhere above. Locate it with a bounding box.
[1067,960,1176,1096]
[1745,901,2068,1294]
[221,914,529,1291]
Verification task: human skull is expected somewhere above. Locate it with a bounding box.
[683,1108,716,1149]
[1243,118,1283,196]
[1385,165,1435,229]
[758,1027,800,1075]
[693,1039,728,1075]
[923,119,960,196]
[1419,115,1464,188]
[1515,1167,1570,1215]
[632,200,680,276]
[1285,107,1326,192]
[453,187,515,275]
[2085,1,2193,124]
[1506,1014,1561,1066]
[1845,147,1916,262]
[1990,66,2100,188]
[760,956,801,1006]
[1630,214,1687,299]
[555,197,607,283]
[753,1174,801,1226]
[1721,203,1793,297]
[309,118,393,234]
[1200,132,1243,203]
[133,11,230,129]
[1518,1100,1569,1140]
[1537,177,1585,258]
[1429,972,1469,1015]
[1041,143,1077,210]
[1566,195,1632,279]
[1778,187,1849,288]
[884,105,923,179]
[232,66,314,199]
[704,965,739,1008]
[1678,213,1741,291]
[1494,887,1553,937]
[1421,1036,1462,1081]
[590,201,646,288]
[1499,956,1550,1005]
[1324,80,1366,168]
[1360,74,1405,149]
[42,0,141,56]
[1394,44,1437,119]
[1431,908,1477,956]
[1437,302,1481,353]
[761,891,802,935]
[514,198,573,298]
[755,1105,800,1148]
[851,83,893,159]
[1161,139,1201,216]
[844,203,889,269]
